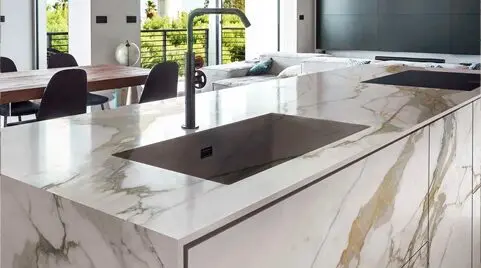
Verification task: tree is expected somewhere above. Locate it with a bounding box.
[47,1,68,32]
[204,0,245,10]
[145,0,157,19]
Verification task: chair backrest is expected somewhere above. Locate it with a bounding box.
[140,62,179,104]
[37,69,87,121]
[0,57,18,73]
[48,53,79,69]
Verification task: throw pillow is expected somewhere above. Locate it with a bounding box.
[469,63,480,70]
[277,65,302,78]
[247,58,274,76]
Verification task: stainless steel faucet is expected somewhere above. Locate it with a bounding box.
[183,8,251,129]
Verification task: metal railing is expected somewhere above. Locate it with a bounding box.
[140,28,209,76]
[221,27,246,64]
[46,28,246,71]
[47,32,69,53]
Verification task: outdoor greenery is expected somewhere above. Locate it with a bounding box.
[46,0,246,72]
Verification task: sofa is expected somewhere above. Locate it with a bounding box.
[200,51,480,92]
[201,52,332,91]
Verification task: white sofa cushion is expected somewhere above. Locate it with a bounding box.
[301,57,373,74]
[212,75,278,91]
[278,65,302,78]
[259,52,332,75]
[201,61,256,92]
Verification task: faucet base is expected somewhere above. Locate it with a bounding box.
[182,125,199,130]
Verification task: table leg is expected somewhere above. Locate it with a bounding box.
[116,88,129,107]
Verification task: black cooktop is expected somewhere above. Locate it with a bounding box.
[362,70,480,91]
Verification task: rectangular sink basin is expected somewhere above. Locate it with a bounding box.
[114,114,368,185]
[362,70,480,91]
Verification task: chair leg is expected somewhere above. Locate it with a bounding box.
[18,116,22,122]
[101,104,105,110]
[3,116,7,127]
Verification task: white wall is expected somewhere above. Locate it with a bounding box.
[0,0,34,70]
[296,0,315,53]
[70,0,141,66]
[246,0,316,58]
[90,0,141,65]
[245,0,278,59]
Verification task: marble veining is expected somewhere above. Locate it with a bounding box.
[428,105,473,267]
[1,65,479,244]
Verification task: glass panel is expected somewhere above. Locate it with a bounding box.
[140,0,215,76]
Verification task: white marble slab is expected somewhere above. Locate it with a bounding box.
[188,128,429,268]
[1,65,479,244]
[428,105,473,268]
[0,175,180,268]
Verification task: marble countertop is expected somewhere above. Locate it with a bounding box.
[1,65,479,243]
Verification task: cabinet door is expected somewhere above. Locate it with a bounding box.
[188,128,429,268]
[474,99,480,268]
[428,104,473,268]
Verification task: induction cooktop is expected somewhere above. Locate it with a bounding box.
[362,70,480,91]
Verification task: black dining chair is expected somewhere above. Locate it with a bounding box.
[139,62,179,104]
[48,53,109,110]
[7,69,87,126]
[0,57,40,126]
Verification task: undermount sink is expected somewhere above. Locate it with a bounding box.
[114,114,369,185]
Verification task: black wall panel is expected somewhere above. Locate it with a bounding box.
[317,0,480,54]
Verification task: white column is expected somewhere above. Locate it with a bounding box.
[245,0,278,59]
[279,0,315,53]
[69,0,92,66]
[0,0,34,70]
[279,0,297,53]
[207,0,218,65]
[37,0,48,69]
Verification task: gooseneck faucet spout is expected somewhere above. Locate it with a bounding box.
[183,8,251,130]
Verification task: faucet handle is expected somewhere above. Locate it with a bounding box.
[193,70,207,89]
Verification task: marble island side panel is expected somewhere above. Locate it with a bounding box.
[187,127,430,268]
[0,176,181,268]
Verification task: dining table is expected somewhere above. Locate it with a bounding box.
[0,64,151,105]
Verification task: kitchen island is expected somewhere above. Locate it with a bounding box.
[1,65,480,268]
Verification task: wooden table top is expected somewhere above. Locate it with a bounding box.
[0,65,150,104]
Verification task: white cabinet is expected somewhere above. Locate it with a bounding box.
[188,128,430,268]
[428,104,474,268]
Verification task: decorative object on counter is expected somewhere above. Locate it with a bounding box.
[277,64,302,78]
[48,53,110,110]
[115,40,141,106]
[115,40,140,67]
[247,58,273,76]
[139,62,179,104]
